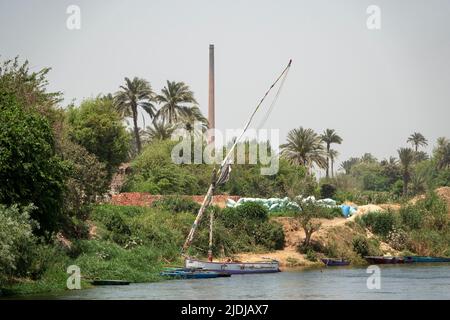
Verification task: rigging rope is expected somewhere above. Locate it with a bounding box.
[181,59,292,255]
[219,59,292,170]
[257,63,291,130]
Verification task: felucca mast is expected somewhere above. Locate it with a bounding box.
[181,57,292,259]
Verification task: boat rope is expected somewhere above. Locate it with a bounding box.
[256,62,291,130]
[219,59,292,169]
[181,59,292,256]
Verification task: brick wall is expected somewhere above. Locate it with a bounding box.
[110,192,240,208]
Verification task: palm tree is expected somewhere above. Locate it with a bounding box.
[144,121,175,142]
[114,77,155,154]
[281,127,327,173]
[434,137,450,170]
[381,156,400,185]
[329,149,339,178]
[321,129,343,178]
[155,81,197,125]
[407,132,428,152]
[340,157,359,175]
[177,106,208,136]
[398,147,415,196]
[360,153,377,163]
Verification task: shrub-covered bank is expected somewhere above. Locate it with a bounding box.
[0,201,284,296]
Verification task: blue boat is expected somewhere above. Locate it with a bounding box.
[321,258,350,266]
[404,256,450,263]
[160,268,231,279]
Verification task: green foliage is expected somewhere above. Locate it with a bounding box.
[72,240,164,283]
[123,140,203,194]
[59,139,109,237]
[0,57,62,120]
[235,202,269,221]
[0,92,67,234]
[66,96,130,177]
[217,205,285,252]
[150,196,200,214]
[125,139,310,198]
[305,249,318,262]
[320,183,336,199]
[386,226,409,251]
[352,235,382,257]
[0,204,36,284]
[399,204,423,230]
[335,189,397,205]
[359,211,397,237]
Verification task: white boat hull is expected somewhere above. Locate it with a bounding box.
[185,258,280,274]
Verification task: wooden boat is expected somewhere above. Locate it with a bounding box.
[364,256,404,264]
[185,258,280,274]
[91,280,130,286]
[321,258,350,266]
[404,256,450,263]
[160,269,231,279]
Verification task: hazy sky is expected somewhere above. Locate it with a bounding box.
[1,0,449,174]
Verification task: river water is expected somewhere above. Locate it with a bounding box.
[21,264,450,299]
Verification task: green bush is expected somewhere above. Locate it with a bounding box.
[66,96,130,177]
[305,249,318,262]
[359,211,397,237]
[0,93,67,235]
[151,196,200,214]
[320,184,336,199]
[253,222,285,250]
[235,202,269,221]
[386,227,408,251]
[399,205,423,230]
[352,235,381,257]
[0,204,39,284]
[352,236,369,257]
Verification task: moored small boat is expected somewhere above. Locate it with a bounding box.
[160,269,230,279]
[364,256,404,264]
[91,280,131,286]
[185,258,280,274]
[321,258,350,266]
[404,256,450,263]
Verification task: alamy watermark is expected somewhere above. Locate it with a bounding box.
[170,123,280,175]
[67,265,81,290]
[366,265,381,289]
[366,5,381,30]
[66,5,81,30]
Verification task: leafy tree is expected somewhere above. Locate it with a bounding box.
[155,81,197,125]
[321,129,342,178]
[407,132,428,152]
[0,92,67,234]
[67,97,130,178]
[0,204,38,284]
[293,199,324,249]
[398,147,415,196]
[0,57,62,118]
[59,139,108,236]
[114,77,155,154]
[281,127,327,173]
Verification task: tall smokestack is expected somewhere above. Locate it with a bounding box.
[208,44,215,145]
